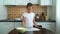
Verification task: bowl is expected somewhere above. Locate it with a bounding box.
[15,18,22,20]
[16,27,26,33]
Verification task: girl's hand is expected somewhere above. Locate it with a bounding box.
[34,25,39,28]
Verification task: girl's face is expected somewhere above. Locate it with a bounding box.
[26,6,33,12]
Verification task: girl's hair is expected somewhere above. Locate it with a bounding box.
[26,3,33,8]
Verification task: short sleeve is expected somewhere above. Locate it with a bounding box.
[22,13,26,17]
[33,13,35,17]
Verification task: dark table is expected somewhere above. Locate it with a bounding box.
[8,28,42,34]
[8,28,55,34]
[8,24,55,34]
[18,31,40,34]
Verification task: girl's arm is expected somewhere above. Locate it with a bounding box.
[22,16,25,27]
[33,17,38,27]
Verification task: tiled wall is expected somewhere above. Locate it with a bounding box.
[7,5,47,19]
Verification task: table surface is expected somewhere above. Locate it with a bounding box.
[8,28,55,34]
[17,28,40,34]
[18,30,40,34]
[8,28,42,34]
[16,27,40,31]
[18,31,40,34]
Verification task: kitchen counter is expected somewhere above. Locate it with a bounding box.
[0,20,56,22]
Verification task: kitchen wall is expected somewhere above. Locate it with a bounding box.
[7,5,47,20]
[0,5,7,20]
[56,0,60,34]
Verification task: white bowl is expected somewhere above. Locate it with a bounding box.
[15,18,22,20]
[16,27,26,33]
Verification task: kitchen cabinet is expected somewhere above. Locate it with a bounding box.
[13,0,39,5]
[37,22,56,32]
[16,0,29,5]
[29,0,39,4]
[15,22,21,28]
[0,0,3,5]
[16,0,39,5]
[0,5,7,20]
[3,0,39,5]
[4,0,15,5]
[0,22,14,34]
[40,0,52,6]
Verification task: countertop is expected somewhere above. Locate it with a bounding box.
[0,20,56,22]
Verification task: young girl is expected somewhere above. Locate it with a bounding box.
[22,3,38,28]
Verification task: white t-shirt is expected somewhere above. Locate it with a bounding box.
[22,12,35,27]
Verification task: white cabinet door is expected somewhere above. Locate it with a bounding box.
[43,22,56,32]
[0,22,14,34]
[0,5,7,20]
[16,0,39,5]
[0,0,3,5]
[29,0,39,4]
[37,22,47,28]
[48,22,56,32]
[15,22,21,28]
[37,22,56,32]
[4,0,15,5]
[16,0,29,5]
[40,0,52,6]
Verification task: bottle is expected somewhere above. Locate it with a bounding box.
[35,14,39,21]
